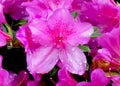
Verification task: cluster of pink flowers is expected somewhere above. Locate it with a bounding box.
[0,0,120,86]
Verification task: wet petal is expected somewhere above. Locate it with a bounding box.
[59,46,87,75]
[27,46,59,74]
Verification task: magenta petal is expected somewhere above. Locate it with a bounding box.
[91,68,109,86]
[0,4,6,23]
[29,19,51,46]
[67,22,93,45]
[11,71,29,86]
[77,82,91,86]
[0,33,6,47]
[57,68,77,86]
[97,28,120,58]
[59,46,87,75]
[27,46,59,74]
[93,0,116,6]
[48,8,75,31]
[0,70,10,86]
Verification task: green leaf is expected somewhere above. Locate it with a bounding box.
[12,30,16,41]
[86,63,89,71]
[72,12,78,19]
[91,27,102,38]
[106,72,119,77]
[50,66,59,77]
[2,23,8,33]
[79,45,90,52]
[15,19,27,26]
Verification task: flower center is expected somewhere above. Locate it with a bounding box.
[58,32,62,43]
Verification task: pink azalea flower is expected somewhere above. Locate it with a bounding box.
[78,0,120,33]
[0,0,31,20]
[17,8,93,75]
[57,68,110,86]
[77,68,110,86]
[96,28,120,67]
[22,0,73,20]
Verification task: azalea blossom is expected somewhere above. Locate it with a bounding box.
[77,68,110,86]
[22,0,73,20]
[57,68,110,86]
[0,0,31,20]
[77,0,120,33]
[95,28,120,68]
[17,8,93,75]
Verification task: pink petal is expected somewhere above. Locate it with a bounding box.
[91,68,109,85]
[97,28,120,58]
[57,68,77,86]
[48,8,75,31]
[0,3,6,23]
[77,82,91,86]
[29,19,52,46]
[67,22,93,45]
[0,33,6,47]
[27,46,59,74]
[92,0,116,6]
[59,46,87,75]
[17,24,41,53]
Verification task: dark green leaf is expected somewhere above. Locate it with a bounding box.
[15,19,27,26]
[72,12,78,19]
[91,27,102,38]
[79,45,90,52]
[2,23,8,33]
[50,66,59,77]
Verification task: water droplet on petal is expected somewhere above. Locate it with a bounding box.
[66,67,69,70]
[79,62,82,65]
[78,71,83,75]
[72,48,75,51]
[84,60,87,63]
[61,59,63,62]
[69,59,73,63]
[71,70,76,74]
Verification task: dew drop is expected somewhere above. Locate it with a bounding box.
[61,59,63,62]
[79,62,82,65]
[69,59,73,63]
[84,60,87,63]
[78,71,83,75]
[71,70,76,74]
[85,16,88,19]
[72,48,75,51]
[66,67,69,70]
